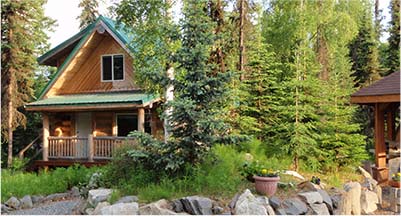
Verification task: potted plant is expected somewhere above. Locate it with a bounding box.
[254,168,280,197]
[240,161,260,183]
[389,172,400,188]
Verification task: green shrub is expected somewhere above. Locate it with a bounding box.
[1,165,100,202]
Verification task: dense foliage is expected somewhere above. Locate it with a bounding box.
[77,0,100,29]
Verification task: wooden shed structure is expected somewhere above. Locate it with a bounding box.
[351,71,400,183]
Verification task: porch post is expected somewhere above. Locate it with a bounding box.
[373,103,388,183]
[138,108,145,133]
[42,113,49,161]
[88,134,94,162]
[386,110,395,140]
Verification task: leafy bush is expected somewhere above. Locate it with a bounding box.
[1,165,100,202]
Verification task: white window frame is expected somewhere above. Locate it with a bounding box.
[101,54,125,82]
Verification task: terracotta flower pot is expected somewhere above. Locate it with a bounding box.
[389,180,401,188]
[253,175,280,196]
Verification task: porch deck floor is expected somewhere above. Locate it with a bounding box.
[33,159,109,169]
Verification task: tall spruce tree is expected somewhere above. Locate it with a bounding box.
[385,0,400,74]
[166,0,234,168]
[1,0,55,167]
[349,0,381,87]
[77,0,100,29]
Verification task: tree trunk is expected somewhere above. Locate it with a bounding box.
[239,0,245,80]
[7,78,13,168]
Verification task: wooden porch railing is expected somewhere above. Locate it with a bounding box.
[46,136,136,161]
[48,137,88,159]
[93,136,137,159]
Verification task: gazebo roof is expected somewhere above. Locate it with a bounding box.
[351,72,400,104]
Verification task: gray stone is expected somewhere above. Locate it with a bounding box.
[269,196,281,210]
[275,208,286,215]
[100,202,139,215]
[375,185,382,205]
[76,199,90,214]
[31,195,44,205]
[45,192,69,201]
[265,205,275,215]
[358,166,373,179]
[92,201,110,215]
[337,182,361,215]
[310,203,330,215]
[88,189,113,207]
[317,189,333,213]
[389,187,401,213]
[228,193,240,210]
[330,194,341,209]
[172,199,184,212]
[212,206,224,214]
[234,189,267,215]
[5,196,20,209]
[298,191,323,204]
[297,181,321,192]
[70,186,80,197]
[388,157,400,178]
[282,198,308,215]
[20,195,33,209]
[1,204,12,213]
[362,177,378,191]
[360,190,378,214]
[181,196,213,215]
[85,207,94,215]
[115,195,138,204]
[139,199,177,215]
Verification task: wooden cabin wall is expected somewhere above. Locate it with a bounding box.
[46,31,137,97]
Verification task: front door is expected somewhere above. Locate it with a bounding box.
[76,112,92,137]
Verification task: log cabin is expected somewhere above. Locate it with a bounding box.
[24,16,164,167]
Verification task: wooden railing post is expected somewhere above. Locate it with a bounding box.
[138,108,145,132]
[88,135,94,162]
[42,113,49,161]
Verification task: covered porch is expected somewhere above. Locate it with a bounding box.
[351,72,400,183]
[25,91,163,164]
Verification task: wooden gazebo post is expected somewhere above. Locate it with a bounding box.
[373,103,388,182]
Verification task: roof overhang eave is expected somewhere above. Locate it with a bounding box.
[350,94,400,104]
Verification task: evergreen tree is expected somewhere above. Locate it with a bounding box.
[349,0,381,87]
[1,0,55,167]
[166,0,234,168]
[77,0,100,29]
[385,0,400,74]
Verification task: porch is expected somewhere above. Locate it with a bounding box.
[24,91,163,165]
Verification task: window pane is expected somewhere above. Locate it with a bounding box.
[117,114,137,136]
[102,56,112,81]
[113,55,124,80]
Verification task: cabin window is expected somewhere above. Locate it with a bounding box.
[117,114,138,136]
[102,54,124,81]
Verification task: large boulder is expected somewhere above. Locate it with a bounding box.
[100,202,139,215]
[88,189,113,207]
[139,199,177,215]
[282,198,308,215]
[92,201,110,215]
[232,189,268,215]
[316,189,333,213]
[298,191,323,204]
[1,204,12,213]
[360,190,378,214]
[31,195,44,205]
[269,196,281,210]
[388,157,400,178]
[309,203,330,215]
[180,196,213,215]
[20,195,33,209]
[5,196,20,209]
[389,187,400,213]
[336,182,361,215]
[172,199,184,213]
[115,196,138,204]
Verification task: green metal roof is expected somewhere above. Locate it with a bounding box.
[37,16,136,100]
[26,92,156,108]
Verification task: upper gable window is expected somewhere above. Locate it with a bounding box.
[102,54,124,81]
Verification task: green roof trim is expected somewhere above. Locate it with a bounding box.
[37,16,135,100]
[26,92,157,108]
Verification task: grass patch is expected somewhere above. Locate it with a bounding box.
[1,165,100,202]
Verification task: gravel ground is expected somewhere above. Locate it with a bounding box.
[7,199,80,215]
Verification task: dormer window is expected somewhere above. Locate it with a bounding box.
[102,54,124,81]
